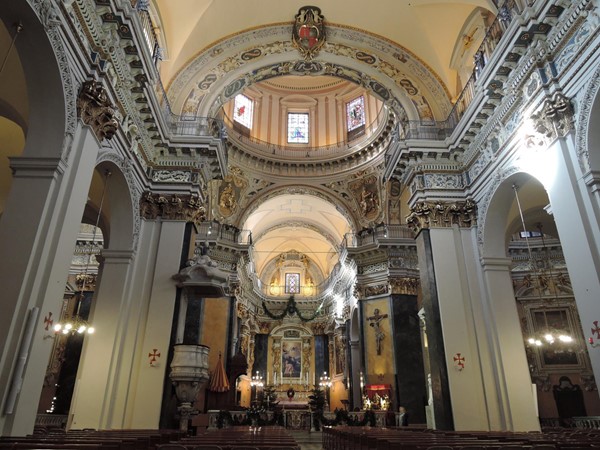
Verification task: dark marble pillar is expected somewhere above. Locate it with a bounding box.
[314,335,329,385]
[415,229,454,430]
[390,294,427,423]
[253,334,268,377]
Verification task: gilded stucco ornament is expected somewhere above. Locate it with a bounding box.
[215,170,247,219]
[349,174,382,224]
[140,192,206,223]
[406,199,477,233]
[77,80,119,141]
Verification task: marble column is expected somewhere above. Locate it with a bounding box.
[408,199,539,431]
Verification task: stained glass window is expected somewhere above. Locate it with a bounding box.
[285,273,300,294]
[233,94,253,129]
[287,113,309,144]
[347,96,365,131]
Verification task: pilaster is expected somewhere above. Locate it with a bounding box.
[0,124,100,436]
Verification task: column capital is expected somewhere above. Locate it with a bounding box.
[529,92,574,146]
[77,80,118,142]
[406,199,477,234]
[390,277,420,295]
[140,192,206,224]
[9,156,66,178]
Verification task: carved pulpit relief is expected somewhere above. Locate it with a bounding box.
[367,308,388,355]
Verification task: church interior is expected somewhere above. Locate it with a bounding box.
[1,0,600,447]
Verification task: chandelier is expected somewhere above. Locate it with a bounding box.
[512,185,573,348]
[54,170,111,335]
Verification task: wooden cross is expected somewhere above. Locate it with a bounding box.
[148,349,161,366]
[44,312,53,331]
[453,353,465,370]
[367,308,388,355]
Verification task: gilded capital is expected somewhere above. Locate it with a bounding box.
[406,199,477,233]
[390,277,420,295]
[140,192,206,223]
[77,80,119,141]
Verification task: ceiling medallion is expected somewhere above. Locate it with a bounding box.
[292,6,326,61]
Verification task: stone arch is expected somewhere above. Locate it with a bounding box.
[481,170,550,259]
[90,160,135,252]
[168,24,452,123]
[578,62,600,173]
[1,1,76,160]
[238,184,359,234]
[96,151,141,250]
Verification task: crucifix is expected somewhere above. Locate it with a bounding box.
[367,308,388,355]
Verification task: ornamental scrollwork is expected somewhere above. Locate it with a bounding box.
[406,199,477,233]
[139,192,206,223]
[77,80,119,141]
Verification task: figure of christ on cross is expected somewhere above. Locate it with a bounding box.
[367,308,388,355]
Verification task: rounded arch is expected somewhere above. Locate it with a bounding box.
[270,323,313,337]
[481,171,550,258]
[579,62,600,173]
[238,184,359,233]
[89,162,135,251]
[1,2,74,159]
[239,186,355,279]
[168,24,452,123]
[96,152,141,250]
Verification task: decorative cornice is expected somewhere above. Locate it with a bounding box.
[77,80,119,141]
[140,192,206,223]
[406,199,477,233]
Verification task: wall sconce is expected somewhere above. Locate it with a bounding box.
[589,321,600,348]
[453,353,465,371]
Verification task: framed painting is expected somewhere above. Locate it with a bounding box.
[281,339,302,379]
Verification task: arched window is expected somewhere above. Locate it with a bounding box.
[287,112,309,144]
[233,94,254,130]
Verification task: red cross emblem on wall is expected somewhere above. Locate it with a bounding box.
[591,321,600,340]
[453,353,466,371]
[148,349,161,366]
[44,312,53,331]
